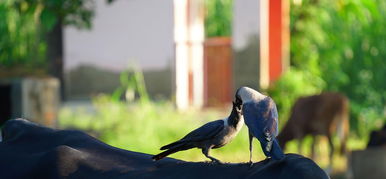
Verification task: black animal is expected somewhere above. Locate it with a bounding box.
[152,102,244,162]
[0,118,329,178]
[368,124,386,148]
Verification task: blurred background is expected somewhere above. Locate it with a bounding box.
[1,0,386,178]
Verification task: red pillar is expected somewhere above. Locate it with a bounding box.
[268,0,289,83]
[269,0,282,82]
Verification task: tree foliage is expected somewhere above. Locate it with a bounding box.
[0,0,95,74]
[270,0,386,136]
[205,0,233,37]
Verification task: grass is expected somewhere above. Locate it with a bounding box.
[59,96,368,171]
[59,95,268,163]
[283,136,367,173]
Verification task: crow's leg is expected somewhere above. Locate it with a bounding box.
[202,147,221,163]
[249,131,254,166]
[297,138,303,155]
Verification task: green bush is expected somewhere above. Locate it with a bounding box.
[267,68,325,128]
[270,0,386,137]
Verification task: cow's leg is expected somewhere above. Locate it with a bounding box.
[297,137,303,155]
[311,135,317,160]
[339,118,349,155]
[327,135,334,173]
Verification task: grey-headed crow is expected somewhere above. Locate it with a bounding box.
[235,86,285,163]
[152,102,243,163]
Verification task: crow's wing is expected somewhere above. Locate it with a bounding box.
[268,99,279,137]
[243,98,284,159]
[179,120,224,142]
[243,98,279,144]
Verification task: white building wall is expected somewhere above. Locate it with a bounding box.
[174,0,204,109]
[64,0,174,71]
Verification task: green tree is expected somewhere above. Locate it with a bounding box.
[205,0,233,37]
[0,0,47,69]
[0,0,112,76]
[271,0,386,136]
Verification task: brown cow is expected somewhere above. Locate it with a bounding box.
[277,92,349,170]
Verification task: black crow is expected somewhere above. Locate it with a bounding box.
[235,86,285,163]
[152,102,243,163]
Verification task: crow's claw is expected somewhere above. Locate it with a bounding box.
[210,159,222,164]
[248,160,254,168]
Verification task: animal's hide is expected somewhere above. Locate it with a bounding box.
[0,119,328,179]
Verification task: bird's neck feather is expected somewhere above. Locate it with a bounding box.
[239,89,265,103]
[226,112,243,129]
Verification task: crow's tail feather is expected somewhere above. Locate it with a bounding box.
[153,143,193,161]
[271,139,285,160]
[160,140,185,150]
[152,148,180,161]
